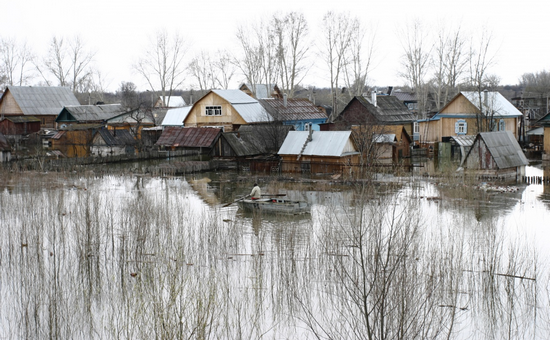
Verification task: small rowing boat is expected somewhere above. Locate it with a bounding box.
[238,197,310,215]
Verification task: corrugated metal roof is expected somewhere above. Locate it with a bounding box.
[278,131,357,157]
[336,95,415,124]
[461,91,522,118]
[96,128,136,146]
[526,127,544,136]
[392,91,417,102]
[477,131,528,168]
[59,104,125,122]
[222,131,268,156]
[242,84,277,99]
[449,135,475,147]
[155,127,221,148]
[162,106,192,126]
[258,98,327,121]
[212,89,258,104]
[6,86,80,116]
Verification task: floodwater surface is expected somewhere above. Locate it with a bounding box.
[1,165,550,339]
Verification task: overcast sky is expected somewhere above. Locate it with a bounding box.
[3,0,549,92]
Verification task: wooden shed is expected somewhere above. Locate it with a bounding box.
[50,124,101,158]
[0,116,41,136]
[278,130,360,174]
[463,131,528,180]
[155,127,222,155]
[91,128,136,157]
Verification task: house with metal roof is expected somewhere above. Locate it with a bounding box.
[418,91,522,143]
[91,128,136,157]
[278,130,360,174]
[463,131,528,180]
[155,127,222,155]
[0,86,80,128]
[258,97,328,131]
[183,89,271,132]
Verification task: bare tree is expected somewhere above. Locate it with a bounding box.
[431,24,468,109]
[212,49,236,89]
[398,20,432,118]
[118,82,139,109]
[235,20,279,90]
[272,11,310,98]
[0,37,35,86]
[134,30,188,107]
[189,50,216,91]
[37,36,95,92]
[467,28,499,132]
[343,22,376,98]
[320,11,358,120]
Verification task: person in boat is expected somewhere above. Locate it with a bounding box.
[249,183,261,200]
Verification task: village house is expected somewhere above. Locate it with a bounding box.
[463,131,528,180]
[535,112,550,161]
[56,104,129,126]
[258,96,328,131]
[278,130,360,174]
[91,128,136,157]
[0,116,41,141]
[183,89,271,132]
[0,86,80,129]
[50,124,101,158]
[155,126,222,155]
[418,91,522,144]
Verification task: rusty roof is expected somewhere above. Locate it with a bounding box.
[258,98,327,121]
[335,96,416,125]
[155,127,221,148]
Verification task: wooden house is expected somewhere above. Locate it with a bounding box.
[56,104,128,125]
[91,128,136,157]
[155,127,221,155]
[535,112,550,160]
[183,90,271,132]
[258,97,327,131]
[419,91,522,143]
[50,124,101,158]
[278,130,360,174]
[0,116,41,137]
[463,131,528,179]
[0,86,80,128]
[0,132,11,162]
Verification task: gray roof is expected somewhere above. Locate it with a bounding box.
[59,104,126,122]
[278,131,358,157]
[241,84,277,99]
[95,128,136,146]
[336,95,416,124]
[5,86,80,116]
[461,91,522,118]
[475,131,528,169]
[212,90,270,123]
[162,106,192,126]
[222,131,268,156]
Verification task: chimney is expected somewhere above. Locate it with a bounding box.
[371,89,377,107]
[283,93,287,107]
[308,127,313,141]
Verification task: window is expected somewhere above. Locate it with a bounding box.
[455,120,467,135]
[413,122,419,134]
[499,119,505,131]
[205,106,222,116]
[304,123,311,131]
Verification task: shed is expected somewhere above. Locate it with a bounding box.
[278,130,360,174]
[463,131,528,179]
[0,116,41,136]
[50,124,102,158]
[449,135,476,166]
[155,127,221,154]
[91,128,136,157]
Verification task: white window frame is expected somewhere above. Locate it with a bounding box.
[413,122,419,134]
[205,105,222,116]
[499,119,505,131]
[456,120,467,135]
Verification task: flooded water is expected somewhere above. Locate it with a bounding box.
[1,161,550,339]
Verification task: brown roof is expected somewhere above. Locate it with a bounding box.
[155,127,222,148]
[258,98,327,121]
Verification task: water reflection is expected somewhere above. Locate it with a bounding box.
[1,165,550,339]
